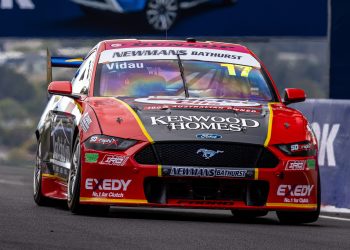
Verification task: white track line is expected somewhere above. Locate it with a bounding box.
[0,179,26,186]
[320,215,350,222]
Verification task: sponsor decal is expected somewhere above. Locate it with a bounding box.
[136,97,260,107]
[92,192,124,198]
[197,148,223,159]
[291,142,312,152]
[81,113,92,132]
[143,105,261,113]
[89,135,118,146]
[150,115,259,132]
[105,62,144,70]
[100,155,129,166]
[307,159,316,169]
[277,184,314,204]
[99,47,261,68]
[285,160,306,171]
[176,200,234,206]
[196,133,222,139]
[277,185,314,197]
[85,178,131,191]
[85,153,99,163]
[164,166,253,178]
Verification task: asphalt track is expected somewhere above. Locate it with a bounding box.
[1,165,350,250]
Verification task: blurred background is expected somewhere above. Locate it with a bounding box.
[0,0,340,167]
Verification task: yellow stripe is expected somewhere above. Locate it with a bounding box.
[254,168,259,180]
[42,173,65,182]
[80,197,147,204]
[264,103,273,147]
[66,58,84,62]
[74,100,83,113]
[266,203,317,208]
[114,98,154,143]
[158,164,162,177]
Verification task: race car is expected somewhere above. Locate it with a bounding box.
[34,39,320,224]
[72,0,237,31]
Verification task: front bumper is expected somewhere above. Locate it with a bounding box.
[79,142,319,211]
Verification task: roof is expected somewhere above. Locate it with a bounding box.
[102,39,251,54]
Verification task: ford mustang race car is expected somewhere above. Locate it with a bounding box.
[34,39,320,224]
[72,0,237,31]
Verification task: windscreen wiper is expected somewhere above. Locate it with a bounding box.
[176,54,189,98]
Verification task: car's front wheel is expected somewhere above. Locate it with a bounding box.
[276,174,321,224]
[145,0,178,31]
[33,142,50,206]
[68,138,109,215]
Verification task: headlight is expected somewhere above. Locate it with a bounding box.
[277,141,317,157]
[84,135,137,151]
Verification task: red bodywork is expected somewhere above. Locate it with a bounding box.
[40,40,319,212]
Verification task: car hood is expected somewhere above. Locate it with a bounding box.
[87,96,307,145]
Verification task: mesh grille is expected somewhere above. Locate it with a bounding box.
[134,142,279,168]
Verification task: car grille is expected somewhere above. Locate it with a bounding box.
[134,142,279,168]
[144,177,269,206]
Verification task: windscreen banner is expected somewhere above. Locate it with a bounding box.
[0,0,327,37]
[292,99,350,208]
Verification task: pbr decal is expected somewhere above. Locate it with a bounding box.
[135,97,260,107]
[150,115,259,132]
[285,160,306,170]
[100,155,129,166]
[162,166,254,178]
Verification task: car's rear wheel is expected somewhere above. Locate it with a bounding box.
[276,174,321,224]
[145,0,178,31]
[33,142,50,206]
[231,210,268,219]
[68,138,109,215]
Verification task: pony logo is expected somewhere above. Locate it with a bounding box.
[196,148,223,159]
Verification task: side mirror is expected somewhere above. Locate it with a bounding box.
[48,81,80,99]
[283,88,306,105]
[48,81,72,95]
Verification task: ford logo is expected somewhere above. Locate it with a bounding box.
[196,133,222,139]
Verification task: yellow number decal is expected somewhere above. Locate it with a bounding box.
[221,64,252,78]
[220,63,236,76]
[240,66,252,77]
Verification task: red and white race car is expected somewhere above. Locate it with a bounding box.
[34,39,320,224]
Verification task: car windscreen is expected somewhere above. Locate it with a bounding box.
[93,60,274,101]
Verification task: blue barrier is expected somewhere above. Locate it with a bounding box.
[292,99,350,208]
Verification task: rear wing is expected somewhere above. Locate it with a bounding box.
[47,49,84,84]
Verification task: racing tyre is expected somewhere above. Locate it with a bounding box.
[68,138,109,215]
[276,175,321,224]
[33,142,51,206]
[231,210,268,219]
[145,0,179,31]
